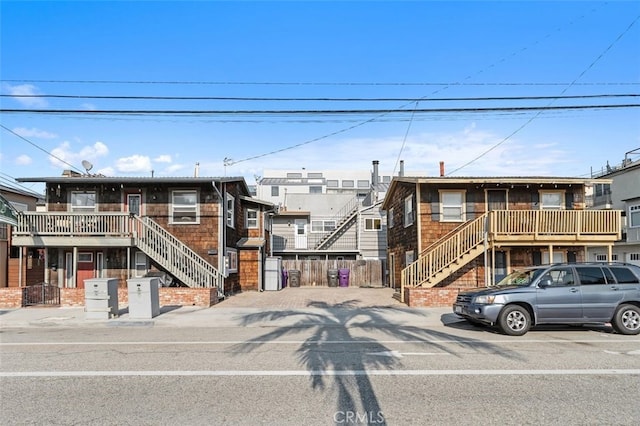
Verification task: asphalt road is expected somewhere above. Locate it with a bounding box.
[2,320,639,425]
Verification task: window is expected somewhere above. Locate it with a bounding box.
[307,172,323,179]
[287,172,303,179]
[134,251,147,277]
[405,250,415,266]
[440,190,464,222]
[342,180,354,188]
[631,253,640,261]
[70,191,96,212]
[171,190,198,224]
[311,220,335,233]
[357,180,369,189]
[388,208,394,228]
[540,267,574,286]
[246,209,258,229]
[629,205,640,227]
[610,267,639,283]
[225,249,238,274]
[404,195,414,227]
[540,191,564,210]
[226,193,235,228]
[327,180,339,188]
[365,218,381,230]
[576,267,606,285]
[594,253,617,262]
[78,252,93,262]
[309,186,322,194]
[271,186,279,197]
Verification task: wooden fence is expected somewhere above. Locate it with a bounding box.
[281,259,385,287]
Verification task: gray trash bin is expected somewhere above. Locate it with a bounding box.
[84,278,119,320]
[327,269,339,287]
[127,277,160,319]
[288,270,301,287]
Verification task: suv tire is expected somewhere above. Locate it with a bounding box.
[612,304,640,335]
[498,305,531,336]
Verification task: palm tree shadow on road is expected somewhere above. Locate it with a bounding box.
[232,299,522,424]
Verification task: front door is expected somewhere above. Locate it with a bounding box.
[127,194,142,215]
[294,220,308,249]
[76,252,95,289]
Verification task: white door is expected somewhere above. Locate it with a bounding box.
[294,220,308,249]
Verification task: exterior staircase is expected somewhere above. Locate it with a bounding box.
[134,216,225,298]
[401,213,488,293]
[314,197,360,249]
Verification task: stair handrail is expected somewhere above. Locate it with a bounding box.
[402,213,488,290]
[133,216,225,296]
[314,196,361,249]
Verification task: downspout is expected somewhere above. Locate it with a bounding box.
[416,181,422,254]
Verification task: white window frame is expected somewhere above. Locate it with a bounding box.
[245,208,259,229]
[388,208,394,228]
[630,253,640,261]
[78,252,93,262]
[404,195,414,227]
[171,190,199,224]
[225,248,238,274]
[629,204,640,228]
[439,190,465,222]
[311,220,336,233]
[70,191,97,212]
[226,192,235,228]
[540,190,565,210]
[405,250,415,266]
[365,218,381,231]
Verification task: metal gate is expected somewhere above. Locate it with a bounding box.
[22,284,61,307]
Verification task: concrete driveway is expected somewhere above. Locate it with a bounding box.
[215,286,404,310]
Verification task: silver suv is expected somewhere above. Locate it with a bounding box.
[453,263,640,336]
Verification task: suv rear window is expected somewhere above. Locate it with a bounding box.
[609,267,640,283]
[576,267,607,285]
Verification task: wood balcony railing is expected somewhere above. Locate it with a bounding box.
[401,209,622,294]
[13,212,135,237]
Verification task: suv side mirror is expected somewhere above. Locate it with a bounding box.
[539,279,552,288]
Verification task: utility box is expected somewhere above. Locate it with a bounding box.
[127,277,160,319]
[84,278,119,320]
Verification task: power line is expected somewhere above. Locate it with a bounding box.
[0,124,84,174]
[2,79,639,87]
[2,104,637,116]
[2,93,637,102]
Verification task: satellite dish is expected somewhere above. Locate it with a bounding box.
[81,160,93,173]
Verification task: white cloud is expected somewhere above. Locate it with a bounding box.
[15,155,32,165]
[49,141,110,170]
[154,154,172,163]
[4,84,48,108]
[115,155,153,173]
[165,164,186,174]
[13,127,58,139]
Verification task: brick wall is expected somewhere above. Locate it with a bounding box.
[404,287,463,307]
[0,287,219,308]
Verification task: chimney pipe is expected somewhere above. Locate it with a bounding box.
[195,162,200,178]
[439,161,445,177]
[399,160,404,177]
[372,160,379,185]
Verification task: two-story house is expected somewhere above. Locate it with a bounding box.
[257,161,391,287]
[587,148,640,266]
[4,172,274,308]
[382,173,621,307]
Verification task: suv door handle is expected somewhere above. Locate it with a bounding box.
[610,286,619,291]
[570,288,579,293]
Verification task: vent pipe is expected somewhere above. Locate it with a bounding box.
[399,160,405,177]
[372,160,379,185]
[439,161,445,177]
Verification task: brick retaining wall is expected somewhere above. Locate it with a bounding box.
[403,287,464,307]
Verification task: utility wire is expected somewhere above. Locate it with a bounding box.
[3,93,637,102]
[0,124,84,174]
[447,13,640,176]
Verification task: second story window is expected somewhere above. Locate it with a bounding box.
[630,204,640,227]
[404,195,414,227]
[440,190,464,222]
[365,218,381,230]
[311,220,336,232]
[171,190,198,224]
[540,191,564,210]
[70,191,96,212]
[309,186,322,194]
[271,186,279,197]
[246,209,258,229]
[226,193,235,228]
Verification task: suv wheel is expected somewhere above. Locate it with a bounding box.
[498,305,531,336]
[612,304,640,335]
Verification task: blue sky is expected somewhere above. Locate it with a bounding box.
[1,1,639,194]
